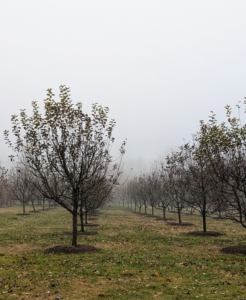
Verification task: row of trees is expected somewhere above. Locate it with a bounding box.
[4,85,125,246]
[119,101,246,232]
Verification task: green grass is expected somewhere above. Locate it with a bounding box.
[0,205,246,299]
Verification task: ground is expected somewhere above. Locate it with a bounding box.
[0,205,246,299]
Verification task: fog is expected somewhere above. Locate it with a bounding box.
[1,1,246,174]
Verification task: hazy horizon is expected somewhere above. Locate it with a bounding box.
[1,1,246,175]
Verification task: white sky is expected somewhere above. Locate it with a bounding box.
[1,0,246,174]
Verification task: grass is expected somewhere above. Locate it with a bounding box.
[0,205,246,299]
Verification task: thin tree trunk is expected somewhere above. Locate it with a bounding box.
[80,213,85,232]
[163,207,166,221]
[22,201,25,214]
[152,206,154,216]
[178,207,182,223]
[72,210,78,247]
[85,211,88,224]
[202,211,206,232]
[31,199,36,212]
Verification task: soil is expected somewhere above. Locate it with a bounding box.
[83,223,99,227]
[16,213,31,216]
[167,222,194,226]
[186,231,223,236]
[212,217,226,220]
[88,218,97,221]
[46,244,100,254]
[63,231,98,236]
[220,245,246,255]
[155,218,176,222]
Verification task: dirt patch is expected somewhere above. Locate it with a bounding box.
[186,231,223,236]
[167,222,194,226]
[16,213,31,216]
[212,217,226,220]
[63,231,98,235]
[83,223,99,227]
[220,245,246,255]
[88,218,97,221]
[155,218,176,221]
[46,244,100,254]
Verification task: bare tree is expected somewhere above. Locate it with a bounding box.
[0,165,8,207]
[4,85,125,246]
[8,165,35,214]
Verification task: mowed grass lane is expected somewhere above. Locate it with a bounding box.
[0,205,246,299]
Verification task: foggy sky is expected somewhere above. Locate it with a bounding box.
[1,1,246,174]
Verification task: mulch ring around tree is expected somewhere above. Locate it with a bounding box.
[220,245,246,255]
[186,231,223,236]
[167,222,194,226]
[144,214,156,218]
[16,213,31,216]
[155,218,176,221]
[212,217,226,220]
[63,231,98,236]
[46,244,100,254]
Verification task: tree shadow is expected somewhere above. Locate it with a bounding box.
[186,231,223,236]
[46,244,100,254]
[221,246,246,255]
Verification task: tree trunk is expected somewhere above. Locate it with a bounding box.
[202,211,206,232]
[178,207,182,224]
[144,205,147,214]
[42,199,45,210]
[80,213,85,232]
[202,194,207,232]
[85,211,88,224]
[163,207,166,221]
[72,210,78,247]
[22,201,25,214]
[31,199,36,212]
[152,206,154,216]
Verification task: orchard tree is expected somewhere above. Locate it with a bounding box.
[154,162,171,221]
[4,85,126,246]
[8,165,36,214]
[165,152,189,223]
[179,140,216,232]
[0,164,8,207]
[198,104,246,228]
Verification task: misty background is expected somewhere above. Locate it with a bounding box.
[1,0,246,175]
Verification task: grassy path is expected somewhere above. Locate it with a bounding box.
[0,206,246,299]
